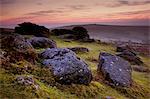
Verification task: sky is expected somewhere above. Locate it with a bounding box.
[0,0,150,28]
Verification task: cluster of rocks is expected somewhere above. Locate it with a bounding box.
[0,33,92,85]
[3,31,148,88]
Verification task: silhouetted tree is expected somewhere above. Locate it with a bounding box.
[15,22,50,37]
[72,26,89,40]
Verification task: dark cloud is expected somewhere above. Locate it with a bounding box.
[0,0,17,5]
[26,10,64,16]
[96,0,150,7]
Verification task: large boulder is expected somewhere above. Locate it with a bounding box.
[40,48,92,85]
[97,52,132,87]
[1,33,37,63]
[117,50,143,65]
[28,37,57,48]
[67,47,89,53]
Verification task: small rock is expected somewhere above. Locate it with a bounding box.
[16,76,39,89]
[67,47,89,53]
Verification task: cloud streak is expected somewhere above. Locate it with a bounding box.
[109,10,150,16]
[25,4,90,16]
[66,5,90,10]
[96,0,150,7]
[26,10,64,16]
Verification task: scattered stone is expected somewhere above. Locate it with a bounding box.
[28,37,57,48]
[40,48,92,85]
[106,96,114,99]
[16,76,39,90]
[97,52,132,87]
[67,47,89,53]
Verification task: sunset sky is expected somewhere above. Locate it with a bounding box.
[0,0,150,28]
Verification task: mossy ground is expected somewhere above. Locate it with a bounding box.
[0,36,149,99]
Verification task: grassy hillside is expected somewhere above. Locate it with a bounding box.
[0,35,150,99]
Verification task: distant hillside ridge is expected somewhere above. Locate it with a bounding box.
[53,24,149,44]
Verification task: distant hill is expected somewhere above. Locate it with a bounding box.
[53,24,149,44]
[0,28,14,33]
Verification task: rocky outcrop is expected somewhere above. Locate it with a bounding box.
[1,33,37,63]
[28,37,57,48]
[40,48,92,85]
[97,52,132,87]
[67,47,89,53]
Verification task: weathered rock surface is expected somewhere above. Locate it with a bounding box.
[40,48,92,85]
[28,37,57,48]
[98,52,132,87]
[1,33,37,63]
[117,50,143,65]
[67,47,89,53]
